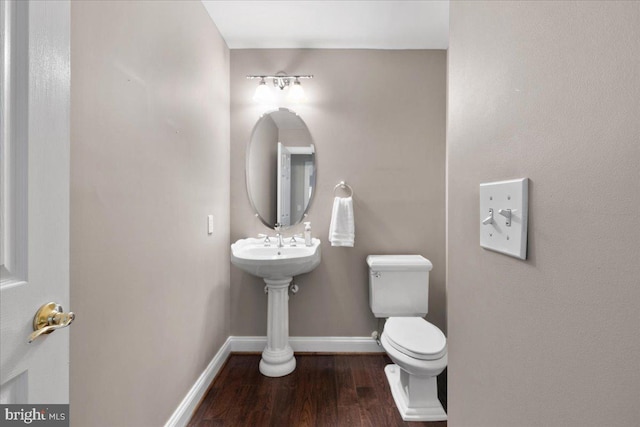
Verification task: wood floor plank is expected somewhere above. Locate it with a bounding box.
[199,387,232,421]
[286,356,319,427]
[188,391,214,427]
[336,404,363,427]
[188,353,447,427]
[348,355,376,388]
[367,356,406,426]
[356,386,384,427]
[244,380,275,426]
[191,420,223,427]
[313,355,338,427]
[269,378,297,426]
[334,354,359,407]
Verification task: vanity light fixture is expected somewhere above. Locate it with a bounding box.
[252,78,275,104]
[247,73,313,104]
[287,78,307,103]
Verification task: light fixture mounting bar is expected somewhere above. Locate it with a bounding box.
[246,75,313,80]
[247,74,314,90]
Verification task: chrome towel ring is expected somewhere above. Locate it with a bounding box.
[333,181,353,197]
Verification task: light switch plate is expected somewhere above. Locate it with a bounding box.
[479,178,528,259]
[207,215,214,235]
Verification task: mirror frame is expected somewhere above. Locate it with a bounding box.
[245,107,317,230]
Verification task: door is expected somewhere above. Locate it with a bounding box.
[303,158,313,207]
[0,0,71,407]
[277,142,291,227]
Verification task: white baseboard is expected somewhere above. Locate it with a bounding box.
[227,335,266,352]
[229,335,383,353]
[289,336,383,353]
[165,335,383,427]
[164,336,232,427]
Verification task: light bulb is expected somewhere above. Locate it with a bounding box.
[253,79,275,104]
[287,79,306,103]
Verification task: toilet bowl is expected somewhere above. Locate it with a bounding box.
[380,316,447,421]
[367,254,447,422]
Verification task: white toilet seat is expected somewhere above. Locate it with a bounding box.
[384,317,447,361]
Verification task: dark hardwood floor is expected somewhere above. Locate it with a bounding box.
[188,353,447,427]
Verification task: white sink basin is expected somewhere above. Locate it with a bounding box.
[231,237,321,280]
[230,237,322,377]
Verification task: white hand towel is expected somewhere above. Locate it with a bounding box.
[329,196,355,247]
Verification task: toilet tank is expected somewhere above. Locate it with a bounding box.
[367,255,433,318]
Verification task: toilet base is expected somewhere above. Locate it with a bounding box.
[384,364,447,422]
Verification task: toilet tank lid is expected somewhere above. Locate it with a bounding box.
[367,255,433,272]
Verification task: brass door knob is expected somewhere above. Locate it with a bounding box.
[28,302,75,343]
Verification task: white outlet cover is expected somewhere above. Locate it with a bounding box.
[479,178,529,259]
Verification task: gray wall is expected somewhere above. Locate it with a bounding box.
[447,2,640,426]
[70,2,230,426]
[230,50,447,336]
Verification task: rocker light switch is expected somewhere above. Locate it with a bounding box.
[207,215,214,235]
[479,178,528,259]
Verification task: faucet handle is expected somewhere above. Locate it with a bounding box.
[258,234,271,246]
[289,234,304,247]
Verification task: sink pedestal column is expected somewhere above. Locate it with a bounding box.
[260,277,296,377]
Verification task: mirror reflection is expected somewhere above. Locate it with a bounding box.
[246,108,316,229]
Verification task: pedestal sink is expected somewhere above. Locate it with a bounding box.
[231,237,321,377]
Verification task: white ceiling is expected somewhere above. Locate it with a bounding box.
[201,1,449,50]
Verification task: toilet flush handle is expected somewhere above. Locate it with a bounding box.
[372,271,381,278]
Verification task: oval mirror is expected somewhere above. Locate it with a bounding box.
[246,108,316,229]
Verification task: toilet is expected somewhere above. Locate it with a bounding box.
[367,255,447,422]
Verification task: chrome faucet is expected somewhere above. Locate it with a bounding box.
[274,224,284,248]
